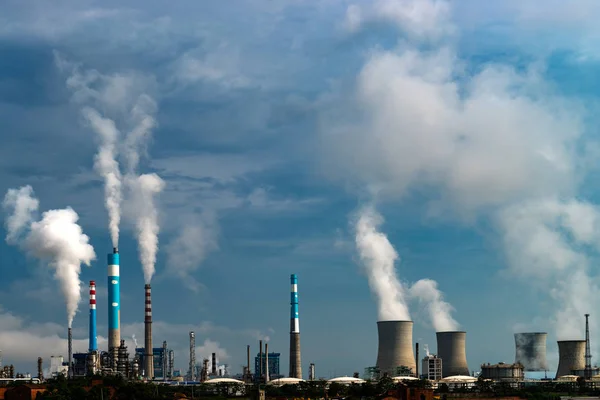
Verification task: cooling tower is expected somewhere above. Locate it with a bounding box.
[437,331,469,377]
[376,320,416,376]
[289,274,302,378]
[107,248,120,352]
[145,284,154,379]
[556,340,586,378]
[514,333,548,371]
[89,281,97,352]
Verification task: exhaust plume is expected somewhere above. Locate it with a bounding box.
[3,186,96,327]
[82,107,123,247]
[354,205,410,321]
[131,173,165,284]
[2,185,39,243]
[132,334,139,348]
[410,278,459,332]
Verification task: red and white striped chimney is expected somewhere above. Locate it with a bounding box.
[144,284,154,379]
[89,281,97,351]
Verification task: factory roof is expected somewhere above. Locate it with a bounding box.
[204,378,244,384]
[391,376,419,381]
[267,377,305,386]
[481,362,524,369]
[327,376,365,384]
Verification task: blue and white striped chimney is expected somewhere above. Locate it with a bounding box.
[107,248,120,352]
[289,274,302,378]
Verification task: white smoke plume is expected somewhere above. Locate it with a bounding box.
[354,205,410,321]
[409,278,459,332]
[2,186,96,327]
[423,343,430,357]
[130,174,165,284]
[82,107,123,248]
[2,185,39,243]
[166,218,218,292]
[131,334,139,348]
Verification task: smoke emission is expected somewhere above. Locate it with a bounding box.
[131,174,165,284]
[3,186,96,327]
[515,333,547,371]
[82,107,123,247]
[132,334,139,348]
[354,205,410,321]
[2,185,39,243]
[410,278,459,332]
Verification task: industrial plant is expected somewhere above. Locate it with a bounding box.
[1,252,600,398]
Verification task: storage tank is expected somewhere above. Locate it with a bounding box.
[514,332,548,371]
[480,362,524,381]
[376,321,416,376]
[556,340,585,378]
[436,331,469,377]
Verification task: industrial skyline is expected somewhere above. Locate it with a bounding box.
[3,0,600,381]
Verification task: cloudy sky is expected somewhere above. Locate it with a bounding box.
[2,0,600,378]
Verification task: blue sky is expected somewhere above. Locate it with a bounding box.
[2,0,600,378]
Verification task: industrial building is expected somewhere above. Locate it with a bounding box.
[421,354,442,381]
[135,346,174,380]
[255,352,282,381]
[480,362,524,382]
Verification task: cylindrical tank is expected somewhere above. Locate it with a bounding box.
[376,321,416,376]
[436,331,469,377]
[556,340,586,378]
[514,333,548,371]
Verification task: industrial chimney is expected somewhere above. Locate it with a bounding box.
[37,357,43,381]
[556,340,586,378]
[189,331,196,381]
[107,248,120,354]
[89,281,97,352]
[212,353,217,376]
[289,274,302,378]
[436,331,469,377]
[265,343,270,382]
[67,327,73,378]
[144,284,154,379]
[514,332,548,371]
[376,320,416,376]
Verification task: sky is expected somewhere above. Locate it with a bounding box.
[2,0,600,379]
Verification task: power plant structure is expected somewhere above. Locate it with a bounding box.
[514,332,548,372]
[108,247,120,370]
[556,340,586,378]
[289,274,302,379]
[67,327,72,378]
[88,280,100,374]
[144,284,154,379]
[189,331,196,381]
[436,331,469,377]
[375,320,416,376]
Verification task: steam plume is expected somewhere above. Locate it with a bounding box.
[3,186,96,327]
[354,205,410,320]
[132,334,139,348]
[131,173,165,284]
[2,185,39,243]
[409,278,459,331]
[82,107,123,247]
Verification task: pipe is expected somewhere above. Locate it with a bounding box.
[289,274,302,378]
[89,280,97,352]
[145,284,154,379]
[416,342,419,378]
[107,248,120,352]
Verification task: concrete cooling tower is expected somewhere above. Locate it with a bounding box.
[514,333,548,371]
[556,340,586,378]
[376,321,416,376]
[437,331,469,377]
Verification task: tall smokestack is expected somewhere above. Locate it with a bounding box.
[514,333,548,371]
[556,340,586,378]
[107,248,120,352]
[415,343,419,378]
[376,321,416,376]
[89,281,97,352]
[145,284,154,379]
[259,340,263,381]
[68,327,73,378]
[265,343,270,382]
[37,357,43,381]
[289,274,302,378]
[437,331,469,377]
[247,345,250,380]
[189,331,196,381]
[212,353,217,376]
